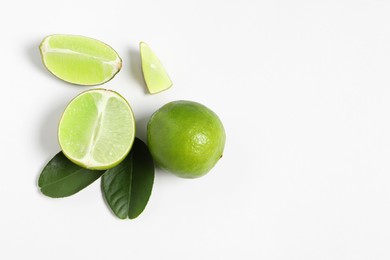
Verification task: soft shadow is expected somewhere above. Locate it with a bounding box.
[35,100,66,189]
[26,38,49,75]
[135,115,149,143]
[154,164,176,178]
[128,48,148,94]
[135,115,176,179]
[39,103,64,154]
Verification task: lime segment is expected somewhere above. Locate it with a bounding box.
[40,34,122,85]
[140,42,172,94]
[58,89,135,170]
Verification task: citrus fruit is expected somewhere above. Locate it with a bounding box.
[39,34,122,85]
[147,100,225,178]
[140,42,172,94]
[58,89,135,170]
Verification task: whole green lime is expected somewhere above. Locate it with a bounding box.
[147,100,226,178]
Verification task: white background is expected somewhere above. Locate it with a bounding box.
[1,0,390,259]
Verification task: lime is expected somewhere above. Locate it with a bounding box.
[140,42,172,94]
[147,100,225,178]
[58,89,135,170]
[40,34,122,85]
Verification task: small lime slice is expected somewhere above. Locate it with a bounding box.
[140,42,172,94]
[40,34,122,85]
[58,89,135,170]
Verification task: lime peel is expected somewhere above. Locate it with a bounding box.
[147,100,225,178]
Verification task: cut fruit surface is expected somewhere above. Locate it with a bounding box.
[140,42,172,94]
[58,89,135,170]
[40,34,122,85]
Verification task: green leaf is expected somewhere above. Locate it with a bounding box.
[39,151,105,198]
[102,138,155,219]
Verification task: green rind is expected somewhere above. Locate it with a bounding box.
[147,100,226,178]
[39,34,122,86]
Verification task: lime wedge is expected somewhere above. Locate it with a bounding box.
[58,89,135,170]
[40,34,122,85]
[140,42,172,94]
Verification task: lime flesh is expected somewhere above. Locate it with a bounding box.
[140,42,172,94]
[58,89,135,170]
[40,34,122,85]
[147,100,225,178]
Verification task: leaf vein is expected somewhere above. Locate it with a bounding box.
[40,168,95,189]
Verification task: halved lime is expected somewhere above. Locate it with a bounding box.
[40,34,122,85]
[140,42,172,94]
[58,89,135,170]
